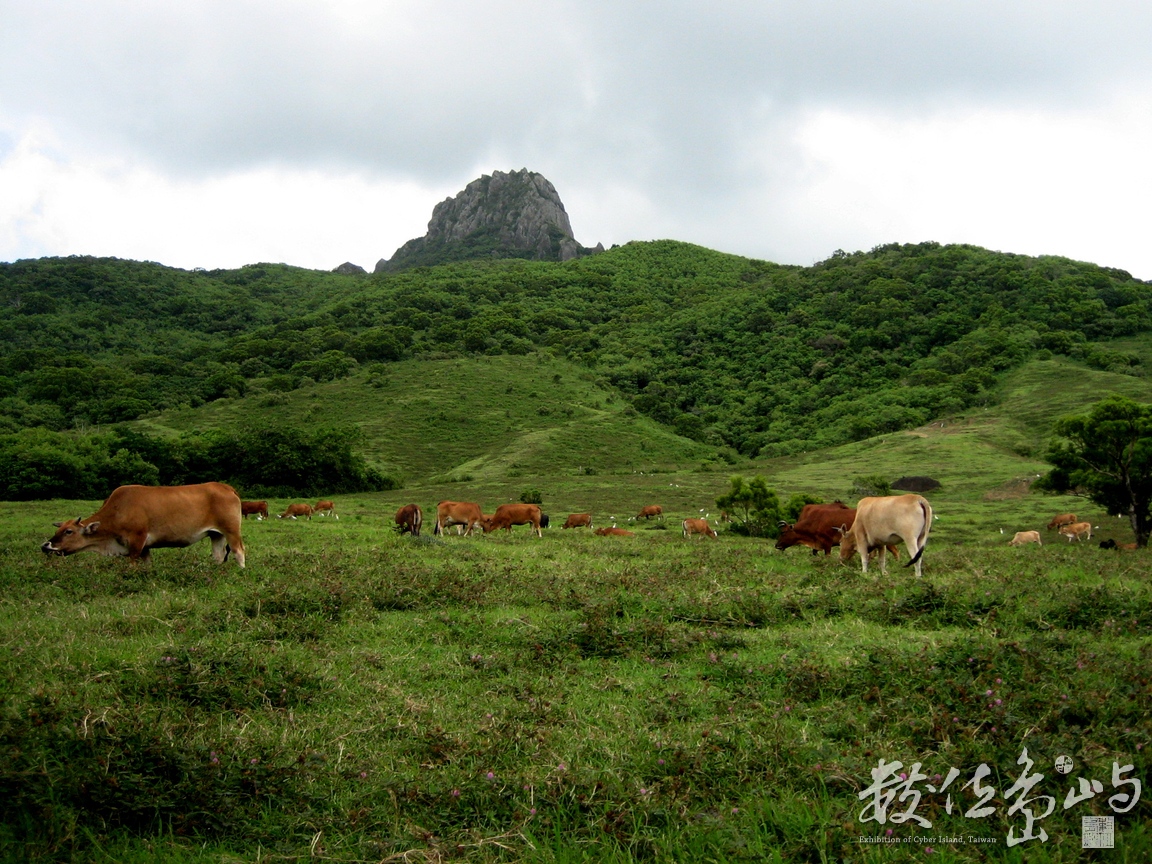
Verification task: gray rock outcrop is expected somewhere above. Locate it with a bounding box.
[376,169,599,272]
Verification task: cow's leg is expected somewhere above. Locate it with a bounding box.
[876,545,889,576]
[213,527,246,567]
[210,532,229,563]
[125,532,150,563]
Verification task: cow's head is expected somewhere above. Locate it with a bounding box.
[834,525,856,561]
[42,517,101,556]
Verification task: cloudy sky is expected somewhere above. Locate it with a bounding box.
[2,0,1151,277]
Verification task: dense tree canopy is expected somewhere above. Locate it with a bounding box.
[3,242,1150,463]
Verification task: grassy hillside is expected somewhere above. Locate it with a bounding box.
[136,354,716,483]
[121,347,1152,557]
[6,241,1152,470]
[5,290,1152,862]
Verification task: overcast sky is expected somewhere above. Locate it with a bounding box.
[2,0,1150,277]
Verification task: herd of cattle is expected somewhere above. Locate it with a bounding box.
[39,482,1136,571]
[1008,513,1137,550]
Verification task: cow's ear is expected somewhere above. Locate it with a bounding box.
[82,521,100,535]
[52,521,64,528]
[777,520,789,528]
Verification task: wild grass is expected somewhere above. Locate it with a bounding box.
[2,493,1148,863]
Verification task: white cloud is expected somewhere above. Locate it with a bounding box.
[2,1,1152,275]
[0,125,450,270]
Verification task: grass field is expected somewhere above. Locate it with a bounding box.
[3,349,1151,862]
[2,484,1148,863]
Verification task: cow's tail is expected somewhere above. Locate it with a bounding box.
[903,498,933,569]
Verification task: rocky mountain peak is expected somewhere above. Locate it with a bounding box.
[375,169,601,272]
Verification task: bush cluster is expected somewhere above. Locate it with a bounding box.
[0,423,398,500]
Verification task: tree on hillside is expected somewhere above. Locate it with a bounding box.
[1038,395,1152,547]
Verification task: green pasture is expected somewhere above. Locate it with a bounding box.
[2,488,1148,863]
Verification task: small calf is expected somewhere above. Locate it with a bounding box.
[1058,521,1092,542]
[682,518,717,539]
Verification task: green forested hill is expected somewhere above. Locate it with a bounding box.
[2,241,1150,493]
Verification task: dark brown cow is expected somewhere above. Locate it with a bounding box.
[775,503,854,556]
[42,482,245,567]
[482,504,543,537]
[636,505,663,520]
[279,503,313,520]
[395,504,422,536]
[562,513,593,529]
[241,500,268,520]
[777,503,899,559]
[1047,513,1077,531]
[314,500,337,519]
[682,518,717,539]
[594,526,635,537]
[435,501,483,536]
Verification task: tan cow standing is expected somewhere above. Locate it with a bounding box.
[1047,513,1077,531]
[1008,530,1042,546]
[839,494,933,577]
[435,501,484,536]
[635,505,663,520]
[314,500,338,519]
[682,518,717,539]
[562,513,593,529]
[1058,521,1093,542]
[42,482,245,567]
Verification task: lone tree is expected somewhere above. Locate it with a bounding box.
[1038,395,1152,547]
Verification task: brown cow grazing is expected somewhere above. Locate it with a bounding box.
[595,526,635,537]
[314,500,338,519]
[839,494,933,578]
[775,502,855,556]
[1058,521,1092,542]
[241,500,268,521]
[1047,513,1077,531]
[635,505,663,520]
[279,503,314,520]
[435,501,484,536]
[395,504,422,536]
[482,503,543,537]
[1008,530,1042,546]
[682,518,717,539]
[42,482,245,567]
[562,513,593,529]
